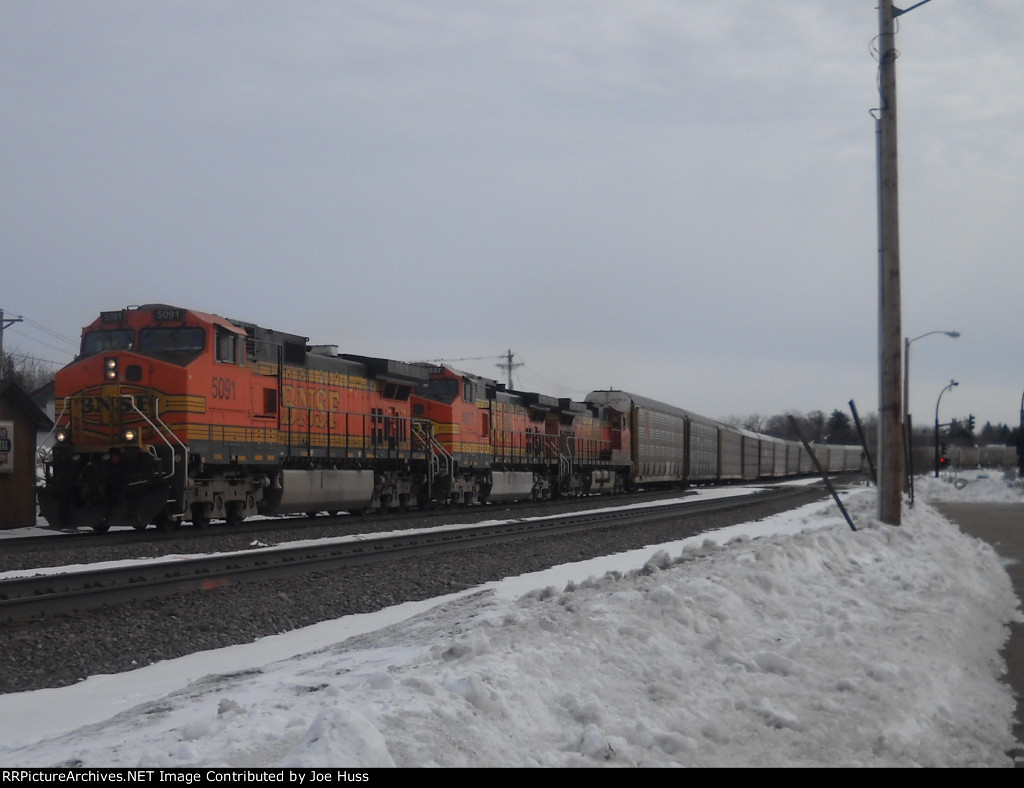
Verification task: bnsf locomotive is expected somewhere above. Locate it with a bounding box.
[37,305,864,532]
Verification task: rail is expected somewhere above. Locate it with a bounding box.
[0,484,823,621]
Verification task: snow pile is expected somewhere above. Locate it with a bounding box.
[0,477,1020,767]
[915,469,1024,503]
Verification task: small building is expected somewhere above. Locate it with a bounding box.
[0,379,53,529]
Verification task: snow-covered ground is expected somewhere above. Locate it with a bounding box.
[1,471,1021,767]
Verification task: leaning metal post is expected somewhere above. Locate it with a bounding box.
[848,399,876,485]
[789,416,857,532]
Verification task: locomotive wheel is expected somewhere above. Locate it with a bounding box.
[225,502,245,527]
[154,509,178,532]
[191,504,212,529]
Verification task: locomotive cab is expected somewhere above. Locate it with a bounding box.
[39,305,252,532]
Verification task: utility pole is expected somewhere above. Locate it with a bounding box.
[876,0,903,525]
[875,0,936,525]
[0,309,25,380]
[496,349,523,390]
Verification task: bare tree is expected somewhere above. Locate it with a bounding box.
[0,348,56,393]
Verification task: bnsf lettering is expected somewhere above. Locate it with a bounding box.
[212,376,236,400]
[281,384,344,430]
[80,395,153,415]
[281,384,341,413]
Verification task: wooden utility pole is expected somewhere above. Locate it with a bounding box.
[496,349,523,390]
[876,0,904,525]
[875,0,935,525]
[0,309,25,380]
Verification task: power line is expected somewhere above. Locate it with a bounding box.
[425,350,583,394]
[3,350,64,368]
[426,355,504,363]
[516,364,588,397]
[8,327,76,357]
[19,316,78,348]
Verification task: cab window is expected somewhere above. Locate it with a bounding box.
[416,378,459,404]
[81,330,134,356]
[215,327,239,364]
[138,327,206,353]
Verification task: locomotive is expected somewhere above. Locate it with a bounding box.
[37,304,864,532]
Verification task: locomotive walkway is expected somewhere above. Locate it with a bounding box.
[934,502,1024,766]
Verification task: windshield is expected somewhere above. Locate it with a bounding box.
[138,327,206,353]
[416,378,459,404]
[81,330,134,356]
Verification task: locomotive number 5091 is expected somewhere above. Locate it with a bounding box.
[212,376,236,400]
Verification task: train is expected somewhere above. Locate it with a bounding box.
[36,305,866,532]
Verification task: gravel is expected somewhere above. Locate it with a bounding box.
[1,485,834,694]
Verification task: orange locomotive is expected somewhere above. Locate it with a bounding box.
[38,305,627,532]
[410,365,625,504]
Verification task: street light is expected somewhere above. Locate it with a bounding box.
[934,379,958,478]
[904,330,959,492]
[904,330,959,434]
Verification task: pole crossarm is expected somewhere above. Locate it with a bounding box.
[894,0,936,17]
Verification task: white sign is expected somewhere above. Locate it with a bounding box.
[0,421,13,473]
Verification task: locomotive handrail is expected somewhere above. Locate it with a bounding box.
[282,408,425,462]
[120,394,188,485]
[37,397,71,454]
[544,435,570,478]
[411,418,452,485]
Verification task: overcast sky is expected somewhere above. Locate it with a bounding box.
[3,1,1022,428]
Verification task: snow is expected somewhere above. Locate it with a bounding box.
[1,471,1022,768]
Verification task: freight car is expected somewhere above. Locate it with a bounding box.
[582,390,861,489]
[37,305,864,532]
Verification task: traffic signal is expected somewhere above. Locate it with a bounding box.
[968,414,975,431]
[939,443,948,467]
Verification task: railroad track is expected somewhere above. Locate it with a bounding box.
[2,486,720,554]
[1,485,820,620]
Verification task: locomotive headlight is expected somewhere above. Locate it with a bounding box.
[104,357,118,380]
[123,428,137,442]
[55,429,69,443]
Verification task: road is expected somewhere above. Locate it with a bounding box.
[935,502,1024,766]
